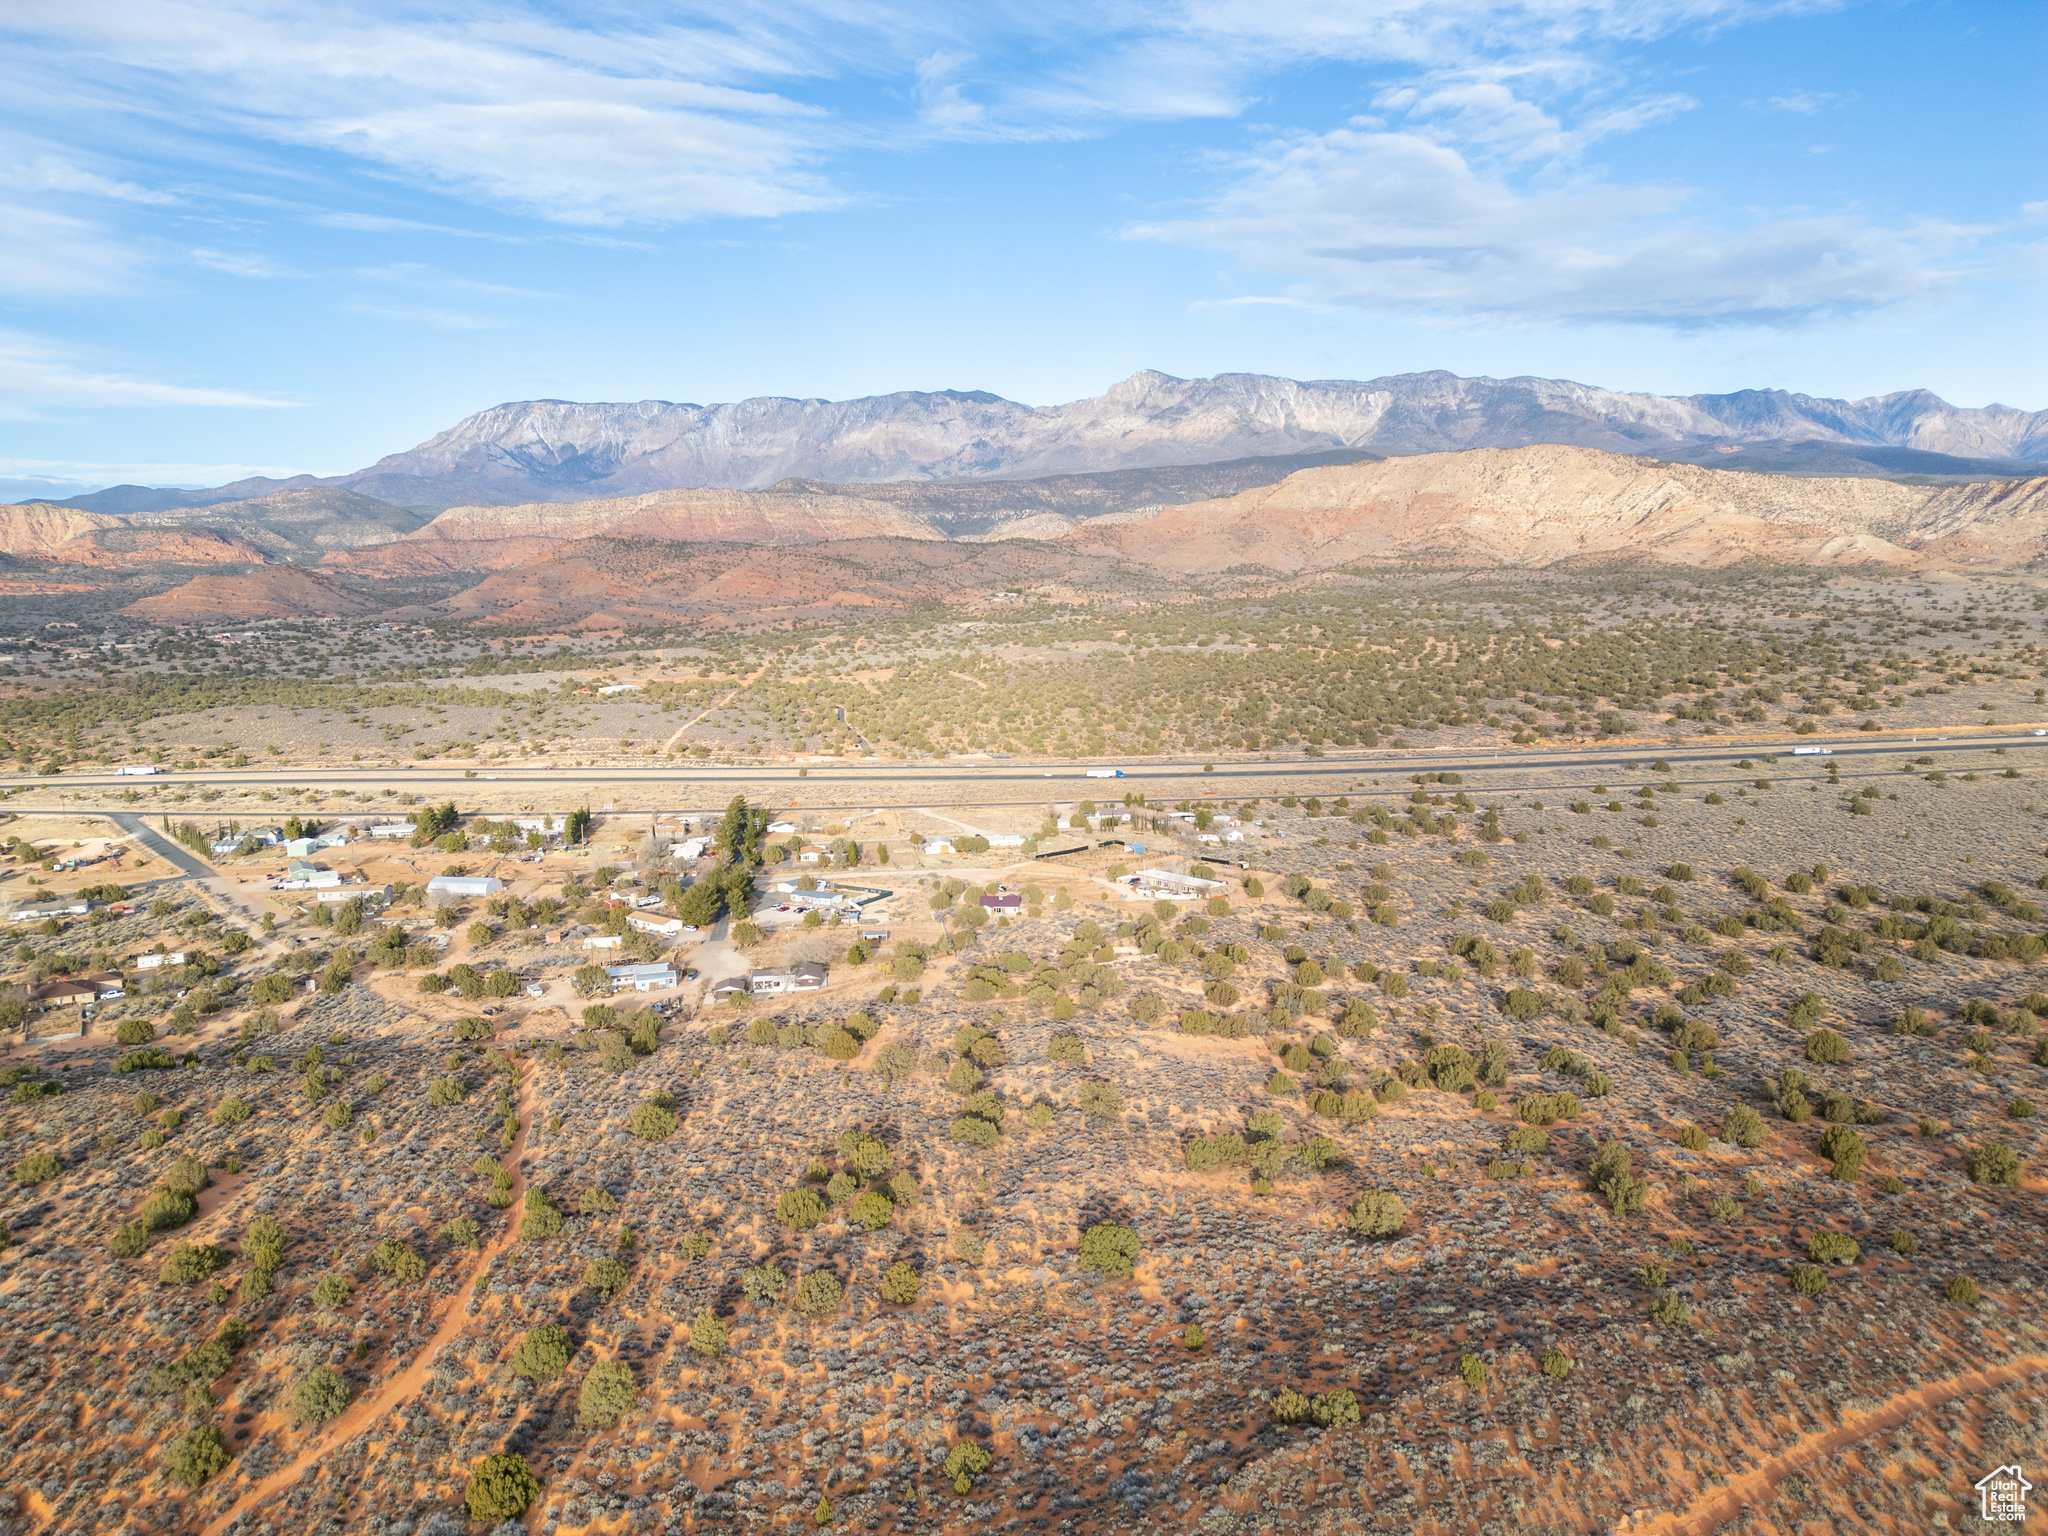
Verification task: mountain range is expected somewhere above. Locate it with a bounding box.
[32,369,2048,516]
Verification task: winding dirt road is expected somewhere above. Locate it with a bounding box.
[200,1065,538,1536]
[1632,1352,2048,1534]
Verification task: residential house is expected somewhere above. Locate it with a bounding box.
[796,844,827,864]
[316,885,392,906]
[135,951,188,971]
[367,821,418,840]
[1118,867,1227,901]
[11,900,90,922]
[427,875,504,899]
[708,976,752,1002]
[749,961,827,996]
[605,961,677,991]
[29,977,95,1006]
[980,893,1022,910]
[581,934,624,951]
[627,913,685,939]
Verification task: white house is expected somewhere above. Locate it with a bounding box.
[597,683,643,695]
[749,961,827,996]
[316,885,391,906]
[12,900,90,921]
[627,913,685,939]
[987,833,1026,848]
[1119,867,1227,901]
[368,821,417,840]
[605,961,677,991]
[135,950,188,971]
[669,837,708,861]
[115,764,161,777]
[767,821,797,835]
[922,839,955,856]
[582,933,624,951]
[512,815,566,836]
[427,875,503,898]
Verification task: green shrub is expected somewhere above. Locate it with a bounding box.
[1302,1387,1358,1427]
[1945,1275,1980,1307]
[1341,1190,1405,1238]
[687,1310,726,1356]
[519,1187,563,1241]
[794,1270,844,1318]
[1808,1232,1860,1263]
[849,1190,895,1231]
[158,1243,227,1284]
[166,1425,232,1488]
[880,1260,921,1305]
[141,1189,197,1231]
[577,1359,638,1428]
[291,1365,351,1422]
[629,1100,679,1142]
[110,1220,151,1257]
[1458,1353,1486,1391]
[584,1257,632,1298]
[1817,1124,1868,1181]
[1516,1091,1581,1126]
[1076,1220,1140,1278]
[1649,1291,1690,1326]
[1588,1141,1647,1217]
[1185,1133,1249,1172]
[428,1076,467,1107]
[465,1453,540,1522]
[511,1323,571,1381]
[1678,1124,1708,1151]
[1964,1140,2022,1185]
[13,1150,60,1186]
[1789,1264,1828,1296]
[1721,1103,1763,1148]
[943,1439,992,1494]
[1804,1029,1850,1065]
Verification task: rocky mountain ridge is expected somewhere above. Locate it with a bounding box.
[1060,446,2048,574]
[26,370,2048,515]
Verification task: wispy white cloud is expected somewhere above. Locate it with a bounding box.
[914,51,985,133]
[0,332,299,420]
[342,303,504,332]
[6,153,178,204]
[9,1,847,225]
[191,247,298,278]
[1129,121,1965,327]
[0,456,308,488]
[311,211,528,241]
[1757,88,1843,114]
[0,202,140,296]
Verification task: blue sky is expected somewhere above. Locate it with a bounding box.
[1,0,2042,494]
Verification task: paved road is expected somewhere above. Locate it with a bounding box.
[1,730,2038,815]
[105,811,215,879]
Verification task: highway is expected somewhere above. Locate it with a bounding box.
[0,729,2038,816]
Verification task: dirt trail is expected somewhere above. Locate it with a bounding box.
[199,1065,539,1536]
[1632,1352,2048,1534]
[662,666,767,753]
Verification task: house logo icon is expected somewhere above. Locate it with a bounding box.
[1976,1465,2031,1523]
